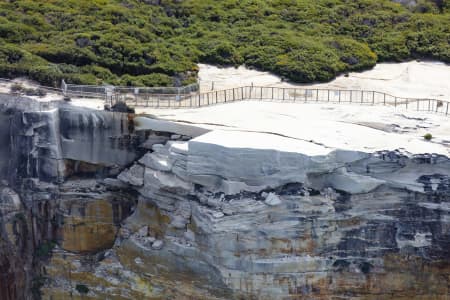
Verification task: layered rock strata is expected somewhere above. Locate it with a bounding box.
[88,129,449,299]
[0,93,448,299]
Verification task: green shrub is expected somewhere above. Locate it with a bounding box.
[10,83,47,97]
[0,0,449,86]
[424,133,433,140]
[36,241,56,258]
[75,284,89,295]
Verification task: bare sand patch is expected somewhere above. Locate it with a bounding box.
[198,61,450,101]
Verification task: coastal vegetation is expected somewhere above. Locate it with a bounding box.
[0,0,448,87]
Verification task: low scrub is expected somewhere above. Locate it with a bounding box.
[0,0,449,86]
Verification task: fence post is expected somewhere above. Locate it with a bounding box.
[241,87,244,100]
[372,91,375,104]
[61,79,67,96]
[260,87,263,100]
[305,89,307,102]
[428,99,431,111]
[339,90,341,103]
[406,98,408,110]
[394,97,397,107]
[350,90,352,103]
[327,90,330,102]
[316,89,319,102]
[283,88,285,101]
[233,88,236,101]
[446,102,449,115]
[224,90,227,103]
[272,87,274,100]
[361,91,363,103]
[294,89,296,102]
[383,93,386,105]
[198,93,201,107]
[216,91,218,104]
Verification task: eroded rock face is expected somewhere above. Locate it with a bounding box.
[58,134,446,299]
[0,188,29,300]
[0,93,449,299]
[0,95,141,299]
[57,191,135,253]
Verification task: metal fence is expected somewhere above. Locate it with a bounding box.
[112,85,450,116]
[1,78,449,116]
[62,80,199,100]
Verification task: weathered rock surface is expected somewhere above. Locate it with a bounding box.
[0,95,141,299]
[0,93,449,299]
[108,130,450,299]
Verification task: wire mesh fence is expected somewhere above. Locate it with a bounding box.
[62,80,200,100]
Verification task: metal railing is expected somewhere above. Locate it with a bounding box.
[113,85,450,116]
[1,78,449,116]
[62,80,199,99]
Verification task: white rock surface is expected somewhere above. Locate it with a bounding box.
[139,152,173,171]
[309,167,385,194]
[187,130,373,194]
[151,240,164,250]
[264,193,282,206]
[117,164,144,186]
[139,102,449,156]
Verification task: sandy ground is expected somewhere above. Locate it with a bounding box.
[137,101,450,155]
[198,61,450,101]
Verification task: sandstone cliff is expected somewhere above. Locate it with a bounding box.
[0,94,448,299]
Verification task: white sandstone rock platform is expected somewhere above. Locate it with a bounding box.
[137,102,449,156]
[142,61,450,156]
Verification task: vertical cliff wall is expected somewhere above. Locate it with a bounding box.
[0,95,145,300]
[0,94,449,299]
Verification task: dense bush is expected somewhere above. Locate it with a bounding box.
[0,0,448,87]
[75,284,89,295]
